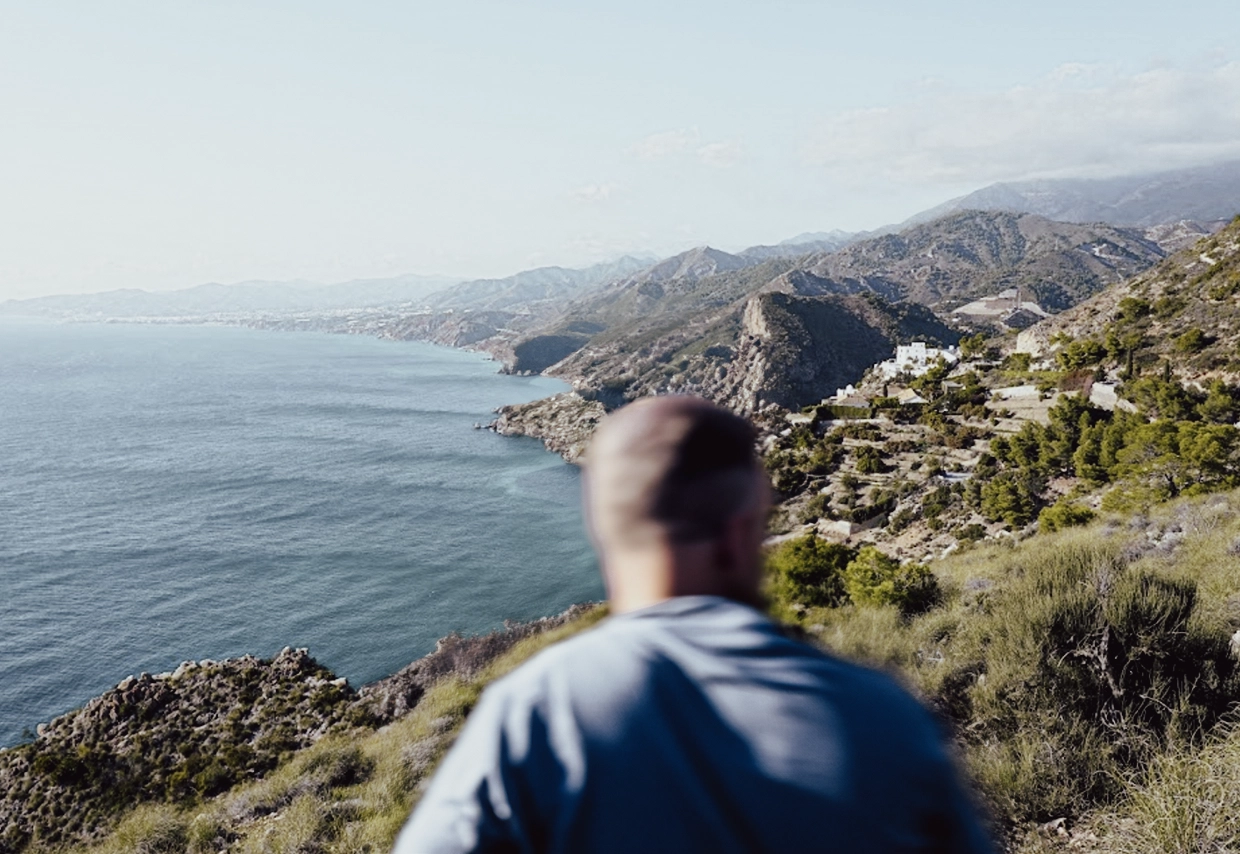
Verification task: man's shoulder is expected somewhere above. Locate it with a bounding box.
[481,598,924,718]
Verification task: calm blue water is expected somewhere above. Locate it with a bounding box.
[0,319,603,747]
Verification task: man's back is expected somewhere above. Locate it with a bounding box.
[396,596,992,853]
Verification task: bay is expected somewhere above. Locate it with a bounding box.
[0,319,603,747]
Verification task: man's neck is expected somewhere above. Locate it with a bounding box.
[604,541,759,614]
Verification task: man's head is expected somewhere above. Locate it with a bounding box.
[582,395,769,612]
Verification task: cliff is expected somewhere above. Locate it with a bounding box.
[702,292,959,414]
[0,649,359,852]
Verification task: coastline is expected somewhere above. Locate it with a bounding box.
[0,322,600,748]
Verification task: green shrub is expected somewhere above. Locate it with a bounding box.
[1117,297,1151,323]
[854,444,886,474]
[1037,500,1096,533]
[842,546,939,615]
[798,492,833,523]
[946,538,1237,824]
[765,534,855,609]
[1095,724,1240,854]
[1174,327,1208,354]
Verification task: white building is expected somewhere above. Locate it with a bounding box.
[874,341,959,380]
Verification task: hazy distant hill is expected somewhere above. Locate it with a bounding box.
[0,274,461,319]
[423,256,653,313]
[908,160,1240,228]
[738,230,860,261]
[805,210,1166,311]
[0,257,657,321]
[620,246,754,285]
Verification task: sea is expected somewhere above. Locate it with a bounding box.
[0,318,603,747]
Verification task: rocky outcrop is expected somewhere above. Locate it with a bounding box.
[0,606,602,854]
[490,392,607,463]
[0,649,360,852]
[703,292,959,414]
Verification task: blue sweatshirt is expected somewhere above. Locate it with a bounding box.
[394,596,994,853]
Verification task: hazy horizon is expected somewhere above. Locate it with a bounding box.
[3,1,1239,299]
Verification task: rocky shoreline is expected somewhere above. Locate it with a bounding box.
[489,392,607,463]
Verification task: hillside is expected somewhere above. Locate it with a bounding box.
[0,609,594,853]
[908,159,1240,228]
[487,211,1170,454]
[805,211,1165,311]
[738,230,859,261]
[12,493,1240,854]
[1017,215,1240,384]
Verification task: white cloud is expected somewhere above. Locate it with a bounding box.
[803,61,1240,187]
[697,140,742,168]
[628,127,700,159]
[570,182,618,202]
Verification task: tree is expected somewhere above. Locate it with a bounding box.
[1115,421,1188,500]
[1197,381,1240,424]
[960,333,988,360]
[1116,297,1151,323]
[1073,421,1108,484]
[980,471,1037,527]
[1056,339,1106,370]
[1177,422,1240,492]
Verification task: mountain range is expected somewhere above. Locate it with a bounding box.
[6,159,1237,326]
[907,159,1240,228]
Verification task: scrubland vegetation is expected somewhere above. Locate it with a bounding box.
[770,492,1240,852]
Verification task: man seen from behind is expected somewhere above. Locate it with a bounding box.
[395,395,994,853]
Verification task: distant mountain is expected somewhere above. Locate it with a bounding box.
[480,210,1183,436]
[804,210,1166,311]
[906,160,1240,228]
[0,274,461,319]
[0,256,658,321]
[424,256,653,313]
[739,230,860,261]
[621,246,754,285]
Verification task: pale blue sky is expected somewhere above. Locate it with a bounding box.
[2,1,1238,297]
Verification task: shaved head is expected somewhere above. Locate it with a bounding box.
[584,396,762,553]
